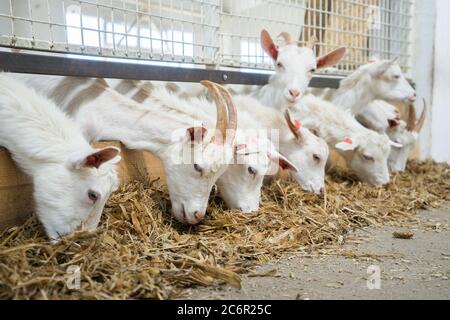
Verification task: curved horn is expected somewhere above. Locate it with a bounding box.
[214,84,238,146]
[200,80,228,144]
[306,35,317,49]
[284,110,302,142]
[278,32,293,45]
[406,102,417,132]
[415,99,427,133]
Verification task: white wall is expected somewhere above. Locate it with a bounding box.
[430,0,450,163]
[413,0,435,161]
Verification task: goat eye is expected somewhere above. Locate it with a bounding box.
[310,68,316,73]
[393,75,400,80]
[194,163,203,173]
[88,190,99,203]
[248,166,257,175]
[362,154,375,162]
[276,62,283,68]
[313,154,321,162]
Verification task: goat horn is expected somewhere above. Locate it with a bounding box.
[284,110,302,142]
[214,84,238,146]
[200,80,228,144]
[415,99,427,133]
[306,35,317,49]
[406,102,417,132]
[278,32,293,45]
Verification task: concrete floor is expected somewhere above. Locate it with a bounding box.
[185,204,450,300]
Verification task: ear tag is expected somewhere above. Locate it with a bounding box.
[344,138,353,144]
[294,119,301,130]
[335,138,355,151]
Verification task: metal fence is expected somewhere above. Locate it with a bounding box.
[0,0,414,80]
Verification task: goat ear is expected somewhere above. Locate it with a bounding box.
[370,58,398,78]
[317,47,346,69]
[284,110,304,143]
[261,29,279,61]
[268,151,299,172]
[388,119,400,128]
[335,138,357,151]
[74,147,121,170]
[187,126,208,144]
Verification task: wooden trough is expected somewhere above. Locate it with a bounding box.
[0,142,166,231]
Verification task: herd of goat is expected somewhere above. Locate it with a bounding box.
[0,30,426,242]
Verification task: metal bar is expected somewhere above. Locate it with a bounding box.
[0,0,414,77]
[0,50,343,88]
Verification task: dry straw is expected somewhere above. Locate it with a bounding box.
[0,160,449,299]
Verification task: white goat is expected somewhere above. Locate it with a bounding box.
[232,95,330,194]
[255,30,346,109]
[12,74,237,225]
[330,58,416,115]
[123,30,345,106]
[142,88,298,212]
[0,75,121,241]
[249,33,401,185]
[146,29,346,105]
[357,100,427,173]
[114,79,329,195]
[292,95,397,186]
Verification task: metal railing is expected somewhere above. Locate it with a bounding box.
[0,0,414,83]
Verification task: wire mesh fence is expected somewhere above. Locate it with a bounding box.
[0,0,414,77]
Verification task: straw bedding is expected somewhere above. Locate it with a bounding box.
[0,160,449,299]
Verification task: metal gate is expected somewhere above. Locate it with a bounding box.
[0,0,414,86]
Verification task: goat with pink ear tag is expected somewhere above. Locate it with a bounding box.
[357,99,427,173]
[146,84,300,212]
[293,95,393,186]
[254,29,346,111]
[0,75,121,242]
[234,96,330,195]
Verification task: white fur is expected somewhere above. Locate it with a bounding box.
[12,74,234,225]
[121,80,328,195]
[331,59,416,115]
[254,30,345,111]
[293,95,393,186]
[119,79,329,195]
[357,100,418,173]
[0,75,120,241]
[233,95,329,194]
[254,45,317,109]
[112,81,299,211]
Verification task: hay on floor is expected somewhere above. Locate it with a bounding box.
[0,160,449,299]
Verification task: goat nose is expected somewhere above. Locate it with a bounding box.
[289,89,300,98]
[194,211,205,222]
[409,92,417,101]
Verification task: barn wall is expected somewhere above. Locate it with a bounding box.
[413,0,436,162]
[430,0,450,163]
